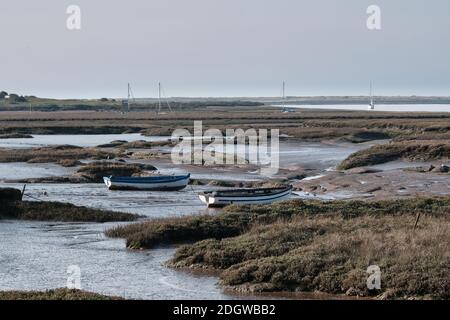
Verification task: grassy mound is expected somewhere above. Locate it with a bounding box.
[106,214,245,249]
[57,159,82,167]
[97,140,174,149]
[76,161,157,182]
[0,288,123,300]
[0,145,117,163]
[341,131,391,143]
[0,200,138,222]
[217,215,449,299]
[338,140,450,170]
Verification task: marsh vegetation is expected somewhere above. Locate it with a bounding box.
[0,188,139,222]
[105,198,450,299]
[338,140,450,170]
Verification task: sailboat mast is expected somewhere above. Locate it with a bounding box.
[158,82,162,114]
[368,81,375,110]
[127,83,131,113]
[282,81,286,109]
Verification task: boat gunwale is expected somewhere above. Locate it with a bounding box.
[199,185,293,198]
[214,191,291,202]
[104,174,190,184]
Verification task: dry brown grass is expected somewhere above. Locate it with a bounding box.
[76,161,157,182]
[106,198,450,299]
[216,215,449,299]
[0,109,449,141]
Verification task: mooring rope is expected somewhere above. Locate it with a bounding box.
[23,193,44,202]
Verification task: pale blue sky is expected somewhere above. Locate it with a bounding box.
[0,0,449,98]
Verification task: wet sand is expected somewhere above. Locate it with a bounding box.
[296,161,450,200]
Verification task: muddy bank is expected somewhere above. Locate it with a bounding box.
[96,139,174,149]
[294,164,450,201]
[0,133,33,139]
[338,140,450,170]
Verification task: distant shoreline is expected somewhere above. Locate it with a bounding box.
[113,96,450,105]
[1,95,450,113]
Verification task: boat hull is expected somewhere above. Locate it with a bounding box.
[199,186,292,207]
[103,174,190,191]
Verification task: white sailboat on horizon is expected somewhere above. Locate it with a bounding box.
[156,82,173,114]
[368,81,375,110]
[281,81,294,113]
[121,83,134,113]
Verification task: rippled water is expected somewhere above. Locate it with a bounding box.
[0,163,75,181]
[0,181,238,299]
[0,221,236,299]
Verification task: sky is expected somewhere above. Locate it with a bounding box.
[0,0,449,99]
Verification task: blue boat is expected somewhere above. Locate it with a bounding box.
[103,173,190,191]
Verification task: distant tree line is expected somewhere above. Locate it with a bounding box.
[0,91,27,103]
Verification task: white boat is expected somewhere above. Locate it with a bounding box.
[198,186,293,207]
[280,80,290,113]
[103,174,190,191]
[368,81,375,110]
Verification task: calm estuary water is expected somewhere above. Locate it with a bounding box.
[275,104,450,112]
[0,221,237,300]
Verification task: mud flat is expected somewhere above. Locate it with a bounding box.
[296,164,450,201]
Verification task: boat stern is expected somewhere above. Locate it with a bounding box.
[103,176,112,188]
[198,193,217,207]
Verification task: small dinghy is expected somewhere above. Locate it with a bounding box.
[198,185,292,207]
[103,173,190,191]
